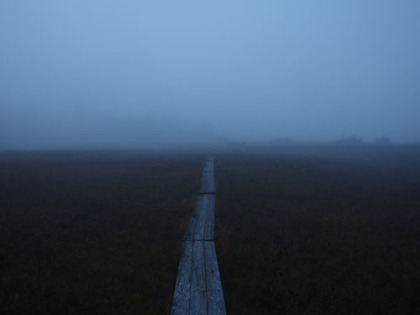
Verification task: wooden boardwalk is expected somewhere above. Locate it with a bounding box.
[171,158,226,315]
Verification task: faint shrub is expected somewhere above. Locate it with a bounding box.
[374,136,391,145]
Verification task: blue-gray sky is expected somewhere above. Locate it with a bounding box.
[1,1,419,149]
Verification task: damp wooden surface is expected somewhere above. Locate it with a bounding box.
[172,158,226,315]
[204,242,226,315]
[199,172,216,194]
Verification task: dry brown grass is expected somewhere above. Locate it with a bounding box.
[214,145,420,314]
[0,150,205,314]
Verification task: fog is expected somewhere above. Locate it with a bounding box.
[1,1,420,149]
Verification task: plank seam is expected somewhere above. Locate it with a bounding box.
[204,241,209,315]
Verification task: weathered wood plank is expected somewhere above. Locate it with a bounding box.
[202,157,214,172]
[203,194,215,241]
[171,241,193,315]
[193,195,208,241]
[204,242,226,315]
[189,241,207,315]
[183,196,203,241]
[185,192,215,241]
[200,171,216,194]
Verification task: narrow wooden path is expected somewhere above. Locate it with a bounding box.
[171,157,226,315]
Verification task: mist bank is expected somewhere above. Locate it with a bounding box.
[1,103,418,150]
[1,110,418,151]
[0,111,225,150]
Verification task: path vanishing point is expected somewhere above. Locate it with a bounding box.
[171,157,226,315]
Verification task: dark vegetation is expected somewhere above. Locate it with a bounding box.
[215,145,420,314]
[0,151,204,314]
[1,145,420,314]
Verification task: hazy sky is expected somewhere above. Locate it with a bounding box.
[1,1,419,149]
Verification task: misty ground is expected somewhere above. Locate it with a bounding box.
[1,145,419,314]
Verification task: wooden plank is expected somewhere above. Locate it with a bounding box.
[183,196,203,241]
[203,194,215,241]
[189,241,207,315]
[171,241,193,315]
[204,242,226,315]
[202,157,214,172]
[200,171,216,194]
[192,195,208,241]
[183,215,197,242]
[184,194,215,242]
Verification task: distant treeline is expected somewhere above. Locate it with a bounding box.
[335,136,391,145]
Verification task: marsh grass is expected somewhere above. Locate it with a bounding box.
[2,146,420,314]
[0,151,204,314]
[214,146,420,314]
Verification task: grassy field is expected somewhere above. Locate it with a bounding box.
[215,145,420,314]
[1,146,420,314]
[0,151,205,314]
